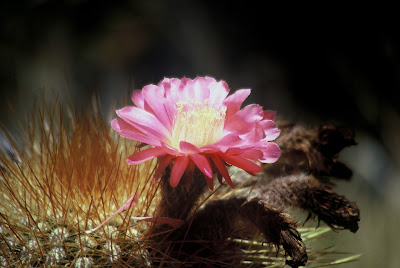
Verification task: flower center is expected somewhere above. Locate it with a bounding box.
[170,100,226,149]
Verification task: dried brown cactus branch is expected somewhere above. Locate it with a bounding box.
[248,174,360,233]
[264,122,356,181]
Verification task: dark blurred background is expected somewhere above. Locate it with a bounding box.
[1,1,399,267]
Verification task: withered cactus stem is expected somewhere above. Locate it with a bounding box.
[183,197,308,267]
[264,123,356,180]
[259,122,360,230]
[151,162,308,267]
[248,174,360,233]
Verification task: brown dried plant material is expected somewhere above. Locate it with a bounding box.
[263,122,356,180]
[249,175,360,233]
[151,167,307,267]
[259,122,360,232]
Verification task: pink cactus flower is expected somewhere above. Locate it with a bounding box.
[112,77,281,189]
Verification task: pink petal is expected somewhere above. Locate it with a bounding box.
[209,80,230,105]
[220,154,262,173]
[212,134,244,151]
[223,116,248,135]
[112,117,142,137]
[263,110,276,120]
[164,101,177,129]
[239,149,264,161]
[153,155,174,183]
[179,141,200,154]
[127,147,166,165]
[131,90,145,109]
[192,77,212,101]
[234,104,264,122]
[224,104,264,134]
[142,84,173,130]
[119,129,162,147]
[113,113,149,135]
[184,78,197,101]
[178,77,192,101]
[189,154,213,178]
[200,144,220,153]
[240,121,266,143]
[201,134,244,153]
[205,175,214,191]
[158,77,171,87]
[116,106,169,140]
[260,120,281,141]
[170,156,189,187]
[111,118,123,132]
[223,89,251,120]
[204,76,218,83]
[162,78,181,105]
[161,142,184,156]
[209,154,234,188]
[113,117,162,146]
[258,142,281,163]
[225,147,245,155]
[235,104,264,123]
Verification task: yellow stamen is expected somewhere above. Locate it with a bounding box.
[170,99,226,149]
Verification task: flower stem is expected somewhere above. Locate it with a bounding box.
[156,165,208,221]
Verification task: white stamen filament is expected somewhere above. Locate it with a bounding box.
[170,100,226,149]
